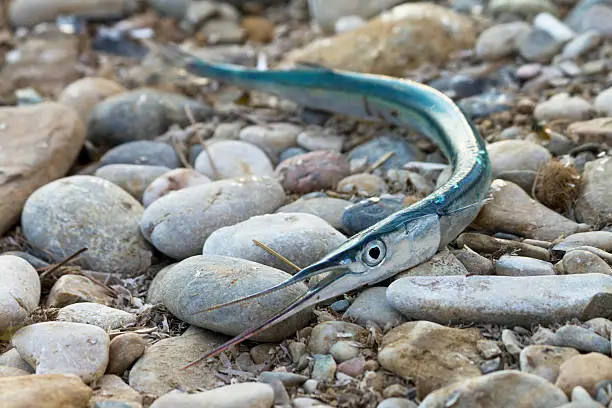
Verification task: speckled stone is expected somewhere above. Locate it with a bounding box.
[275,151,350,194]
[99,141,180,168]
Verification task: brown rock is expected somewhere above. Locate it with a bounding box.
[377,321,483,399]
[91,374,143,408]
[0,32,81,98]
[568,117,612,145]
[45,275,114,308]
[275,151,350,194]
[471,180,590,241]
[575,157,612,227]
[519,345,580,383]
[279,3,476,76]
[0,373,92,408]
[419,370,568,407]
[555,353,612,396]
[241,16,275,43]
[106,333,147,376]
[58,77,126,123]
[0,102,85,235]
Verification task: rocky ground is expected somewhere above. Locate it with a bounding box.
[1,0,612,407]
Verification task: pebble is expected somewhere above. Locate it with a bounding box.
[488,0,558,17]
[12,321,109,383]
[308,321,368,354]
[140,176,285,259]
[160,255,311,341]
[58,77,126,123]
[0,102,85,236]
[9,0,137,27]
[276,196,351,231]
[106,333,146,376]
[260,371,308,387]
[495,255,555,276]
[100,141,180,169]
[378,321,482,399]
[0,366,31,377]
[562,250,612,275]
[297,128,344,152]
[477,340,502,359]
[475,21,530,60]
[87,90,212,149]
[343,287,405,329]
[142,168,211,207]
[337,356,366,377]
[487,140,552,177]
[336,173,387,196]
[0,374,92,408]
[94,164,171,200]
[575,157,612,226]
[45,275,113,308]
[452,249,494,275]
[330,299,350,313]
[348,134,424,173]
[239,123,302,164]
[555,232,612,254]
[275,151,350,194]
[198,19,245,45]
[90,374,142,408]
[194,140,274,180]
[519,28,565,63]
[552,325,611,354]
[567,118,612,145]
[533,93,594,122]
[0,348,34,373]
[203,212,346,273]
[128,327,226,396]
[533,12,575,42]
[279,147,308,162]
[0,255,40,336]
[57,303,136,330]
[387,274,612,327]
[562,30,602,59]
[456,232,550,261]
[519,345,580,383]
[419,370,568,407]
[502,329,524,356]
[311,354,336,381]
[21,175,152,277]
[574,4,612,38]
[556,353,612,396]
[341,196,406,235]
[594,380,612,405]
[396,247,469,278]
[595,87,612,116]
[471,180,590,241]
[329,340,361,362]
[584,317,612,339]
[377,398,418,408]
[150,383,274,408]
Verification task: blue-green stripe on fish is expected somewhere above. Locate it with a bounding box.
[144,41,492,369]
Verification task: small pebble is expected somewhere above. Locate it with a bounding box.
[311,354,336,381]
[477,340,502,359]
[297,128,344,152]
[99,141,180,169]
[57,302,137,330]
[337,173,387,196]
[94,164,171,200]
[343,287,406,329]
[337,356,366,377]
[106,333,146,376]
[308,321,368,354]
[275,151,350,194]
[519,345,580,383]
[495,255,555,276]
[329,341,360,362]
[194,140,274,180]
[501,329,523,356]
[142,168,211,207]
[276,196,351,231]
[0,255,40,336]
[46,275,113,308]
[552,325,611,354]
[239,123,302,163]
[149,383,274,408]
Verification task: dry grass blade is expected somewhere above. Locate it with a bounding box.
[252,239,301,272]
[37,247,88,278]
[367,151,395,173]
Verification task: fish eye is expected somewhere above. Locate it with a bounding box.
[362,239,386,267]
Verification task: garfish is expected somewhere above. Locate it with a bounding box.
[145,42,493,369]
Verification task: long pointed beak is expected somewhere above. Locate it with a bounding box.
[183,264,348,369]
[192,257,347,314]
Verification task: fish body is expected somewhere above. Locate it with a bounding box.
[148,43,492,368]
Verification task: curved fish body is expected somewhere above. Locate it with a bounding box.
[148,43,493,368]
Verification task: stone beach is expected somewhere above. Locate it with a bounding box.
[1,0,612,407]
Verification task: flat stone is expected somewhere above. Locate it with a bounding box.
[0,255,40,337]
[575,157,612,226]
[12,321,110,383]
[0,102,85,236]
[160,255,312,342]
[387,274,612,327]
[419,370,568,407]
[556,353,612,396]
[128,327,226,397]
[343,287,405,329]
[21,175,152,277]
[495,255,555,276]
[562,250,612,275]
[0,373,92,408]
[57,303,137,330]
[149,383,274,408]
[553,231,612,254]
[276,196,351,231]
[378,321,483,399]
[45,274,114,308]
[140,176,285,259]
[194,140,274,180]
[519,345,580,383]
[551,325,611,354]
[487,140,552,177]
[99,141,180,169]
[281,3,476,76]
[203,212,346,273]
